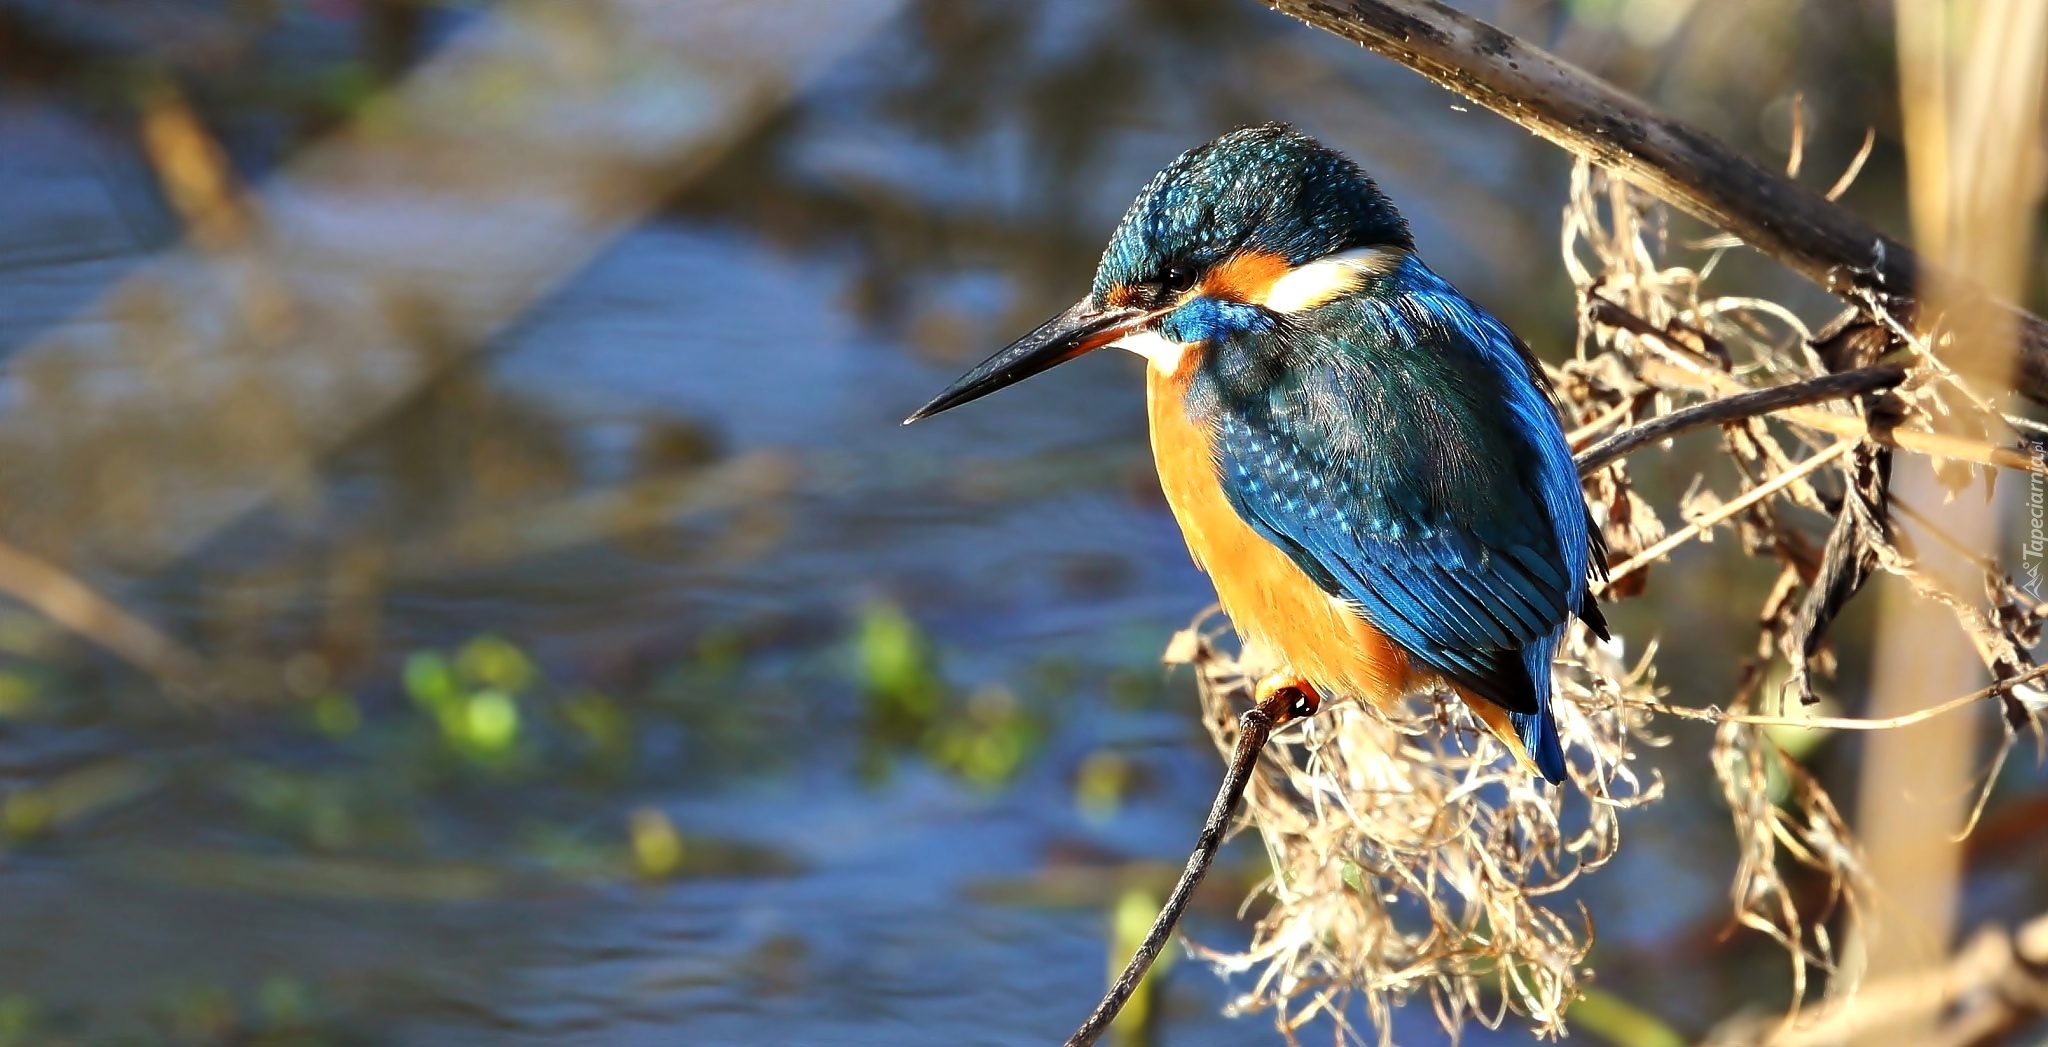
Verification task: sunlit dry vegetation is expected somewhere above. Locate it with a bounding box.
[1170,1,2048,1038]
[0,1,2041,1045]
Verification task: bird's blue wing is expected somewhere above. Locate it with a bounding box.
[1195,261,1596,744]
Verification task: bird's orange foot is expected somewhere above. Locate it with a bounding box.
[1252,671,1322,726]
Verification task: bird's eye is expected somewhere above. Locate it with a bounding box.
[1160,265,1197,295]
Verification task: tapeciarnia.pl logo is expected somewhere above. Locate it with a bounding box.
[2025,443,2047,598]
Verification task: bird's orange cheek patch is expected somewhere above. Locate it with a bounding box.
[1103,284,1136,309]
[1200,250,1291,305]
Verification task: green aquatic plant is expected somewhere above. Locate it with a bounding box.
[629,806,686,879]
[926,685,1040,788]
[851,601,1044,788]
[403,635,537,767]
[854,600,942,733]
[0,673,39,720]
[1109,885,1173,1046]
[0,996,38,1047]
[1074,749,1135,823]
[309,690,362,737]
[560,688,634,769]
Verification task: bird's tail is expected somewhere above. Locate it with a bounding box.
[1509,709,1566,785]
[1462,642,1569,785]
[1514,636,1568,784]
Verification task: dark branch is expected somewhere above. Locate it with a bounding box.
[1574,364,1907,475]
[1257,0,2048,405]
[1065,685,1300,1047]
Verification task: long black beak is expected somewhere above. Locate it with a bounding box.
[904,297,1141,424]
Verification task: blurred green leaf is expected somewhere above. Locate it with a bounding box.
[630,806,685,879]
[926,685,1040,789]
[404,651,458,712]
[1570,985,1687,1047]
[1075,749,1131,822]
[319,63,383,116]
[257,974,311,1027]
[561,689,634,766]
[0,673,39,719]
[1109,886,1170,1046]
[456,634,536,694]
[854,601,941,727]
[695,627,747,678]
[1,791,51,839]
[1,759,157,841]
[850,605,1044,788]
[311,690,362,737]
[1340,859,1367,896]
[0,995,38,1047]
[405,639,537,767]
[0,611,57,659]
[463,689,522,753]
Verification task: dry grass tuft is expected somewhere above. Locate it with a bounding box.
[1710,670,1869,1020]
[1173,616,1661,1044]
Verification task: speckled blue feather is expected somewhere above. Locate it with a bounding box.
[1182,253,1603,781]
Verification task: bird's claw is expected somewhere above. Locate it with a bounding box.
[1251,671,1322,726]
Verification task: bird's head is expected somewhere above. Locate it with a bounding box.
[907,123,1412,422]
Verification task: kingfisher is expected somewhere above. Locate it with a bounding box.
[906,124,1607,783]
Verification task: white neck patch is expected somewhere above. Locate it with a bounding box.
[1261,246,1406,313]
[1107,247,1405,375]
[1111,328,1195,376]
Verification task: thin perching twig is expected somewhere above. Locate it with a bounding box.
[1065,683,1309,1047]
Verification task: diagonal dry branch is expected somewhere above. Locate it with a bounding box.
[1586,295,2046,475]
[1573,364,1907,474]
[1257,0,2048,405]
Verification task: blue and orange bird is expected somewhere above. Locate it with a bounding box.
[907,124,1607,783]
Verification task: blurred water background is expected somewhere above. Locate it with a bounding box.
[0,1,2041,1044]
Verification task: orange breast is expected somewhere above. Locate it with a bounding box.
[1145,361,1414,707]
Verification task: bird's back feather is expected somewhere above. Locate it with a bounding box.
[1174,255,1600,783]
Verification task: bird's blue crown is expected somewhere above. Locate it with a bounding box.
[1091,123,1411,305]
